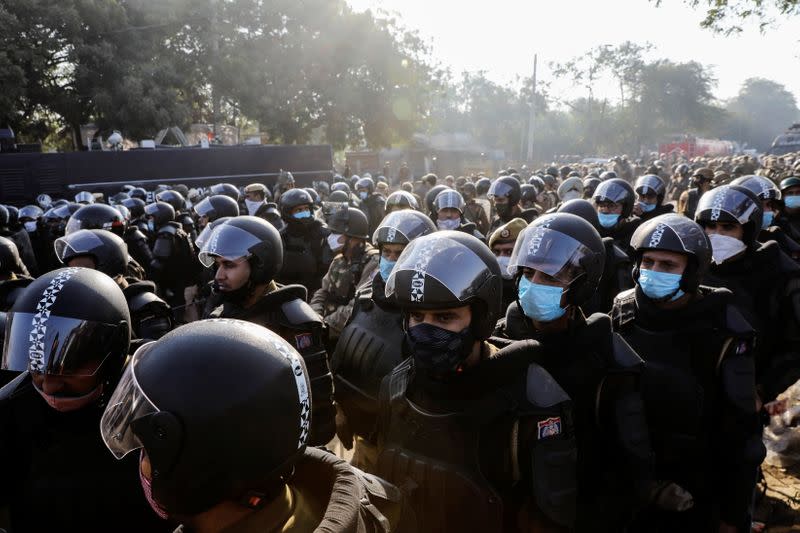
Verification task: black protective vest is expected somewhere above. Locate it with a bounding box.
[278,222,327,292]
[377,348,577,532]
[331,277,405,440]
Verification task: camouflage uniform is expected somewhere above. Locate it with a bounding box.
[310,245,380,339]
[463,200,490,236]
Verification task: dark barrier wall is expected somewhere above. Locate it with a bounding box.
[0,144,333,204]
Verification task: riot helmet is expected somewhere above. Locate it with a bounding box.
[635,174,666,205]
[278,189,315,223]
[209,183,240,202]
[475,177,491,196]
[599,170,618,181]
[194,216,233,251]
[433,189,465,214]
[694,185,763,248]
[129,187,147,201]
[100,319,311,516]
[5,206,19,230]
[630,214,711,296]
[327,207,369,239]
[75,191,95,204]
[65,204,126,236]
[193,195,240,225]
[557,199,601,232]
[488,177,522,206]
[592,178,635,219]
[424,185,450,216]
[122,197,147,219]
[198,216,283,284]
[144,201,176,228]
[582,177,601,199]
[730,175,781,201]
[55,229,128,278]
[385,191,419,212]
[356,176,375,198]
[373,210,437,247]
[330,182,350,194]
[328,191,351,203]
[156,190,187,211]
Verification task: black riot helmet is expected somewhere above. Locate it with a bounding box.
[156,190,187,211]
[313,180,330,198]
[599,170,618,181]
[730,175,781,201]
[582,177,601,199]
[779,176,800,195]
[635,174,666,205]
[74,191,95,204]
[520,184,538,207]
[373,210,437,247]
[557,199,601,232]
[328,190,351,203]
[630,214,711,295]
[110,191,130,204]
[356,176,375,194]
[488,176,522,206]
[328,207,369,239]
[385,191,419,212]
[278,188,315,222]
[695,185,763,248]
[0,205,9,227]
[65,203,126,236]
[144,201,176,228]
[0,237,27,277]
[592,178,636,218]
[129,187,147,201]
[193,195,240,223]
[100,320,311,516]
[424,185,450,216]
[676,163,691,177]
[508,213,605,306]
[433,189,465,215]
[198,216,283,284]
[304,188,322,209]
[5,206,19,230]
[385,231,502,340]
[19,205,43,222]
[331,182,351,194]
[2,267,130,395]
[194,216,233,251]
[122,197,146,219]
[209,183,240,202]
[55,229,128,278]
[476,177,491,196]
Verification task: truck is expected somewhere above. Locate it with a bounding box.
[658,134,737,159]
[767,124,800,156]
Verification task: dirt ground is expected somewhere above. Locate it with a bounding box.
[757,452,800,531]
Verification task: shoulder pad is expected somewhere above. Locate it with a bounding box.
[611,288,637,329]
[610,333,644,370]
[281,298,323,326]
[725,304,756,338]
[611,241,630,263]
[122,280,158,299]
[158,224,177,236]
[272,283,308,302]
[125,227,148,241]
[526,363,570,407]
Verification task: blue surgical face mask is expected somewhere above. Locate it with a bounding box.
[598,212,620,228]
[785,196,800,209]
[292,210,312,219]
[147,220,155,232]
[379,257,396,281]
[359,191,368,200]
[762,210,774,229]
[638,202,656,213]
[517,276,566,322]
[638,268,684,301]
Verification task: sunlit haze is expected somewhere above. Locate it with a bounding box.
[347,0,800,104]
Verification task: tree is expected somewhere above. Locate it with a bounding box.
[653,0,800,34]
[724,78,800,150]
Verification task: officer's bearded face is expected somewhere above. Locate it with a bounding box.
[408,305,471,334]
[214,256,251,291]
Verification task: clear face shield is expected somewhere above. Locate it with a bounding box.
[507,225,591,284]
[197,224,262,268]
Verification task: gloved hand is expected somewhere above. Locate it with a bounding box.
[650,481,694,512]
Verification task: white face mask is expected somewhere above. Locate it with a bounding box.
[560,191,580,203]
[327,233,344,253]
[245,199,263,216]
[24,221,37,233]
[708,233,746,264]
[437,218,460,231]
[496,255,513,279]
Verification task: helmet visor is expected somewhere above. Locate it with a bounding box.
[696,188,758,224]
[593,181,631,203]
[434,191,464,212]
[54,230,107,263]
[100,343,159,459]
[75,192,94,203]
[508,225,592,283]
[2,312,121,376]
[19,206,43,219]
[193,197,215,218]
[198,223,262,268]
[488,180,515,199]
[373,212,434,245]
[635,175,664,196]
[385,237,494,303]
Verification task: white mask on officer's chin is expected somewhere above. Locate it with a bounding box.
[708,233,746,264]
[245,199,263,216]
[560,191,580,203]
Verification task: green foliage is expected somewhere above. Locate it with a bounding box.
[654,0,800,34]
[722,77,800,151]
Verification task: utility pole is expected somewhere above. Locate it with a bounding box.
[526,54,537,163]
[211,0,220,141]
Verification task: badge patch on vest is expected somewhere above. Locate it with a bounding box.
[537,417,562,439]
[295,333,313,350]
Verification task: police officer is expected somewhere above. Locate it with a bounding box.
[433,189,485,240]
[199,216,335,445]
[273,169,296,204]
[192,193,240,231]
[384,190,419,214]
[155,189,196,242]
[592,178,641,255]
[0,268,170,532]
[633,174,674,221]
[495,213,661,530]
[776,175,800,244]
[331,210,436,471]
[487,176,538,233]
[375,231,577,532]
[242,182,271,215]
[695,186,800,407]
[54,229,173,341]
[677,167,714,219]
[462,182,491,235]
[0,204,38,276]
[557,176,584,205]
[147,201,202,320]
[487,217,527,313]
[667,163,691,202]
[611,214,764,532]
[100,319,411,532]
[731,174,800,260]
[275,188,331,294]
[355,176,386,235]
[0,236,29,280]
[122,197,150,236]
[311,207,379,342]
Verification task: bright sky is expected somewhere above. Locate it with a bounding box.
[347,0,800,105]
